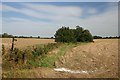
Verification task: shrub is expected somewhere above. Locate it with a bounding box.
[11,48,23,64]
[3,43,61,70]
[54,27,76,42]
[55,26,93,42]
[32,47,44,57]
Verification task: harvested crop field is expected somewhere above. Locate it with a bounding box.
[1,38,55,49]
[54,39,119,78]
[2,39,119,78]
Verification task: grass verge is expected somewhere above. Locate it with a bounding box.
[39,42,88,68]
[2,42,89,78]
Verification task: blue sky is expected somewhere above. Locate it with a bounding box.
[1,2,118,37]
[1,0,120,2]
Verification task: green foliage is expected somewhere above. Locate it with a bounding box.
[36,42,87,68]
[81,30,93,42]
[75,26,84,42]
[3,43,61,70]
[32,47,44,57]
[54,26,93,43]
[44,43,60,54]
[11,48,24,64]
[2,33,13,38]
[93,36,102,39]
[39,43,75,68]
[38,36,40,38]
[54,27,76,42]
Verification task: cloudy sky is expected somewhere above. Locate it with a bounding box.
[1,2,118,37]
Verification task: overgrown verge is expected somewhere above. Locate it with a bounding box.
[2,42,89,78]
[41,42,88,67]
[2,43,61,70]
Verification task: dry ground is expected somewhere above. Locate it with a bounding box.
[31,39,118,78]
[55,39,118,78]
[2,39,119,78]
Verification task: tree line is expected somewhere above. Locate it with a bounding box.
[54,26,120,42]
[93,35,120,39]
[1,26,120,40]
[1,33,54,39]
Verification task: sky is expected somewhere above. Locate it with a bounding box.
[0,2,119,37]
[1,0,120,2]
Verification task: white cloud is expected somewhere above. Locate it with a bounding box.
[3,3,82,21]
[2,3,118,37]
[87,8,98,14]
[2,4,18,12]
[24,3,82,17]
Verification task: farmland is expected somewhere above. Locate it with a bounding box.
[1,38,119,78]
[1,38,55,49]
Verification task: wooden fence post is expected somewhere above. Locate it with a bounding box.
[11,37,17,51]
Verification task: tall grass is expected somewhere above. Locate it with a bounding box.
[2,43,61,70]
[2,42,89,78]
[38,43,83,68]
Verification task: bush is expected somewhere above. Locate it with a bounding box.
[44,43,60,53]
[11,48,23,64]
[32,43,60,56]
[32,47,44,57]
[3,43,61,70]
[54,26,93,43]
[54,27,76,42]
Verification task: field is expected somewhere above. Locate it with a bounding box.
[1,38,55,49]
[1,38,119,78]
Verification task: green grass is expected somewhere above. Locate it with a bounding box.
[2,42,89,78]
[2,43,70,77]
[39,42,87,68]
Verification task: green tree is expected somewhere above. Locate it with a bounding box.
[38,36,40,38]
[2,33,13,38]
[81,30,93,42]
[2,33,8,38]
[55,26,93,42]
[75,26,84,42]
[54,27,76,42]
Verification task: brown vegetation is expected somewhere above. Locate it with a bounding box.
[1,38,55,49]
[2,39,119,78]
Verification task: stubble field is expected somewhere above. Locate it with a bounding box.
[1,38,119,78]
[1,38,55,49]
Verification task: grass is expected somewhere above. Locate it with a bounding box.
[3,69,34,78]
[39,42,88,68]
[2,42,89,78]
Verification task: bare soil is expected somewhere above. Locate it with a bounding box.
[34,39,118,78]
[2,39,119,78]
